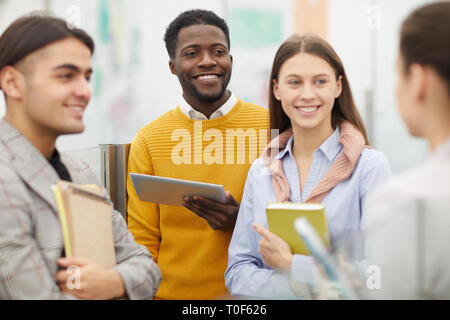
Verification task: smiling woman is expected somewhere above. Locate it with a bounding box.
[225,33,392,299]
[273,52,342,135]
[269,34,368,144]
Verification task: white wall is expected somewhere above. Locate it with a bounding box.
[0,0,46,117]
[328,0,373,133]
[0,0,46,33]
[373,0,430,173]
[328,0,432,173]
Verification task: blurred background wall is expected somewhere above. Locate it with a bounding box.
[0,0,435,173]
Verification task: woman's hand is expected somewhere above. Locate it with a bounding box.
[252,222,293,273]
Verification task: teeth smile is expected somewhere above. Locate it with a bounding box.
[197,74,218,80]
[299,106,318,113]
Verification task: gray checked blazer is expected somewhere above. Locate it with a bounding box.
[0,119,161,299]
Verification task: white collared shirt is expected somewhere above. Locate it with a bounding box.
[178,92,237,120]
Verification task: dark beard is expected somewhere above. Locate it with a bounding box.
[191,81,228,103]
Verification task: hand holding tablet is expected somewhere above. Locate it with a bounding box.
[129,173,227,207]
[130,173,239,231]
[182,191,239,231]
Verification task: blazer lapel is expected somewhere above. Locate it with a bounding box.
[0,120,59,212]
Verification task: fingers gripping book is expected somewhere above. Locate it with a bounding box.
[52,181,116,268]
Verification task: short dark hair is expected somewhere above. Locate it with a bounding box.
[0,13,95,90]
[164,9,230,59]
[400,2,450,95]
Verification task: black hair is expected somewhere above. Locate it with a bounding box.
[164,9,230,59]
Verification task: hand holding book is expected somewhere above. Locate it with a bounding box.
[265,202,330,255]
[52,180,116,267]
[55,257,126,300]
[252,222,293,273]
[52,180,124,299]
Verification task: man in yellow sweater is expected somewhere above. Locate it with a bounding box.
[126,9,269,299]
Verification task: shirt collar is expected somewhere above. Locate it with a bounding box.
[318,126,342,162]
[274,126,342,161]
[275,135,294,160]
[178,91,237,120]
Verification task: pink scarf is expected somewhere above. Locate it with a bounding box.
[262,121,369,203]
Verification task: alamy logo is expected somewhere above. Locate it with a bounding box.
[170,122,278,165]
[66,265,81,290]
[366,264,381,290]
[66,5,81,29]
[365,5,381,30]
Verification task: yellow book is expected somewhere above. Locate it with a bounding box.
[52,180,116,268]
[266,202,330,255]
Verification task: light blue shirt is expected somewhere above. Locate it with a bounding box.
[225,127,392,299]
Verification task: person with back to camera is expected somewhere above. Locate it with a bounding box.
[363,1,450,299]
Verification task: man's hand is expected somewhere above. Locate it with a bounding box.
[252,222,293,273]
[183,191,239,231]
[56,257,126,300]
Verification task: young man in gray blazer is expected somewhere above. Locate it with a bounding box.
[0,14,161,299]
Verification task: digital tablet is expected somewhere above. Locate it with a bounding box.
[129,173,226,207]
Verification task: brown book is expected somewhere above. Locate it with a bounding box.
[52,180,116,268]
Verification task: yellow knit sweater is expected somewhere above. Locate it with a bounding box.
[127,98,269,299]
